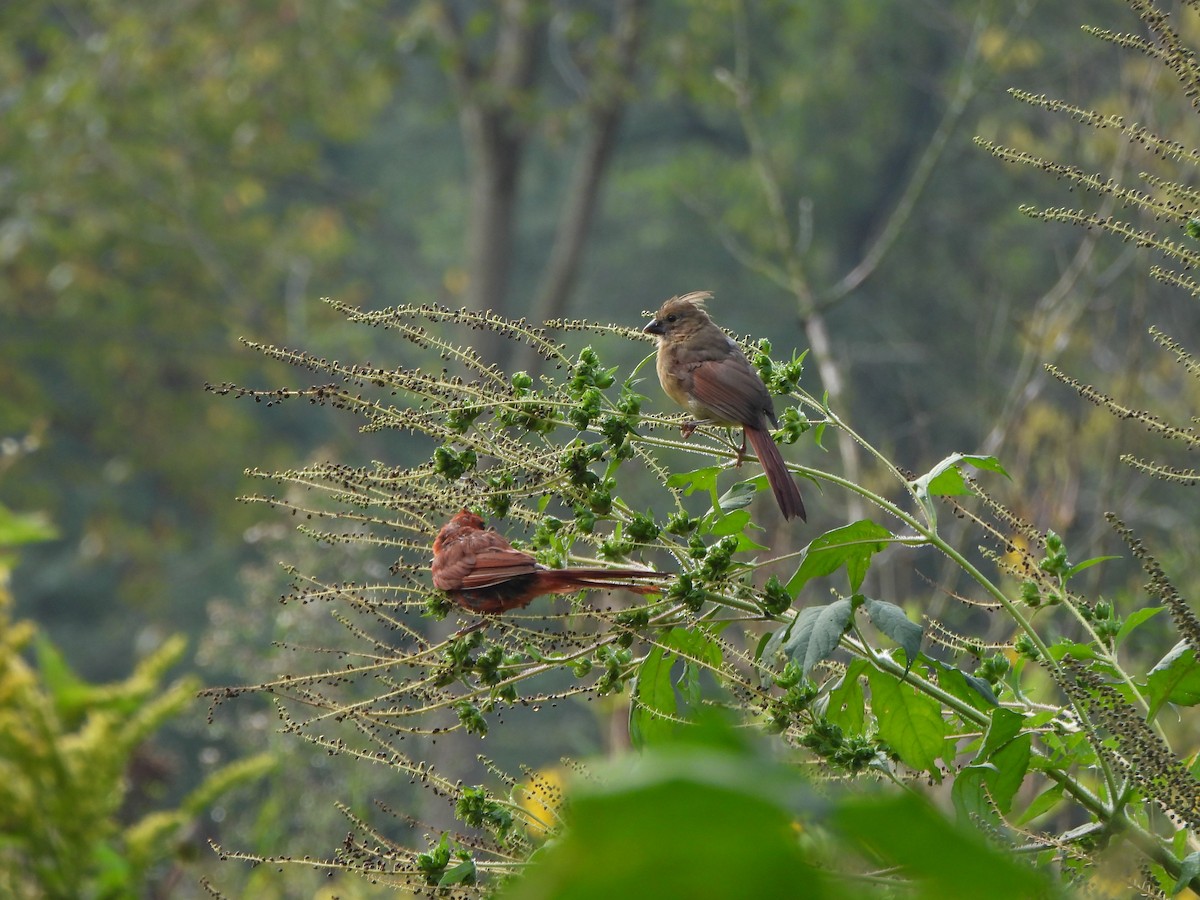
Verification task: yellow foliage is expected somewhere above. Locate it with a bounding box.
[517,766,566,839]
[0,586,270,896]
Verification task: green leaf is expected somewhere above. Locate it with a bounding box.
[780,599,853,677]
[504,717,827,900]
[833,790,1053,899]
[862,598,922,669]
[824,659,867,735]
[961,673,999,707]
[950,767,997,826]
[630,629,723,748]
[1015,785,1064,826]
[704,508,767,551]
[666,465,722,499]
[1116,605,1164,646]
[671,629,723,707]
[981,733,1031,814]
[439,859,477,887]
[715,479,758,512]
[925,658,999,710]
[0,503,58,548]
[910,453,1010,526]
[1143,642,1200,719]
[980,707,1025,759]
[630,642,677,749]
[867,667,946,772]
[911,452,1010,497]
[1173,850,1200,895]
[785,520,892,596]
[1065,555,1119,578]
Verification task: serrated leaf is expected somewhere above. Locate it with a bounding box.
[925,658,999,710]
[867,668,946,772]
[785,521,892,596]
[630,643,677,749]
[630,629,722,748]
[1143,641,1200,720]
[716,479,758,513]
[705,508,768,551]
[666,465,722,496]
[951,767,997,826]
[781,600,853,677]
[954,735,1031,818]
[669,628,723,707]
[862,597,922,669]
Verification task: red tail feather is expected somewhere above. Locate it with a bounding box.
[745,426,806,521]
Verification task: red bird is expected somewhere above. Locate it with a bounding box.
[644,291,806,521]
[431,510,668,613]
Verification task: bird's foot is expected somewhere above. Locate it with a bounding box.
[681,420,699,439]
[734,433,748,467]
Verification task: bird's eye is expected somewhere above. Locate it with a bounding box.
[666,314,677,323]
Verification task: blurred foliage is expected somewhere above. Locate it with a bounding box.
[0,0,403,671]
[0,503,272,898]
[501,714,1056,900]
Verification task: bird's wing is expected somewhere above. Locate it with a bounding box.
[452,530,542,590]
[688,352,774,427]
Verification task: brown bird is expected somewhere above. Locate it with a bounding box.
[644,291,806,521]
[431,510,668,613]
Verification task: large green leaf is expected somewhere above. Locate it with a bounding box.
[666,465,723,504]
[1143,641,1200,719]
[786,521,892,596]
[980,707,1025,759]
[630,628,723,748]
[770,600,853,677]
[630,642,678,749]
[867,667,946,772]
[502,717,831,900]
[962,709,1032,817]
[824,658,868,735]
[863,597,922,669]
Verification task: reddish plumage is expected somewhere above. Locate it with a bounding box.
[431,510,668,613]
[644,291,807,521]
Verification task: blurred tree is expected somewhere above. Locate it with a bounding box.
[0,1,401,669]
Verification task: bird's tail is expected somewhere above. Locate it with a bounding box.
[745,425,807,522]
[541,568,669,596]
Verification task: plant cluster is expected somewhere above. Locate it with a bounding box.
[205,1,1200,895]
[204,290,1197,896]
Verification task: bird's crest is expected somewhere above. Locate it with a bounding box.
[671,290,712,310]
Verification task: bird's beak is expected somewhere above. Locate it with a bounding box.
[643,318,664,336]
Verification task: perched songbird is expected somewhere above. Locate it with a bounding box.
[643,291,806,521]
[431,510,668,613]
